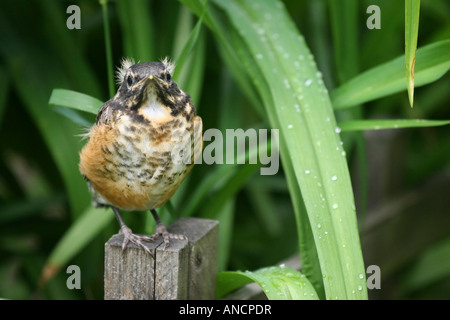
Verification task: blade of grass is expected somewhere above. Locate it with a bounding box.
[116,0,155,62]
[399,237,450,295]
[405,0,421,107]
[49,89,103,115]
[328,0,369,230]
[331,40,450,109]
[100,0,115,97]
[40,206,114,285]
[339,119,450,132]
[215,8,325,296]
[172,4,207,105]
[53,106,93,128]
[172,1,207,81]
[217,266,319,300]
[212,0,367,299]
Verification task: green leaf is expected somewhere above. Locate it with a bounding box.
[211,0,367,299]
[49,89,103,115]
[339,119,450,132]
[172,0,207,81]
[100,0,115,97]
[405,0,421,107]
[331,40,450,109]
[116,0,155,62]
[41,206,114,284]
[217,266,319,300]
[399,237,450,294]
[171,5,206,105]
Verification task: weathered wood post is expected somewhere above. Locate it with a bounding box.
[104,217,219,300]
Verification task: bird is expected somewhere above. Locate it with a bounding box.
[79,57,203,254]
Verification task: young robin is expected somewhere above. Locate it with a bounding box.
[79,58,203,254]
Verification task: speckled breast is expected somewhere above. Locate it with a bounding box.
[79,113,200,211]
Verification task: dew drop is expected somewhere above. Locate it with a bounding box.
[305,169,310,174]
[317,223,321,229]
[359,273,364,280]
[304,79,312,87]
[331,175,337,181]
[335,126,341,133]
[332,203,339,209]
[284,78,291,89]
[287,124,293,129]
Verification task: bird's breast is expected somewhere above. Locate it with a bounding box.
[79,113,196,210]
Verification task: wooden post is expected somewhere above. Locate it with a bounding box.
[104,217,219,300]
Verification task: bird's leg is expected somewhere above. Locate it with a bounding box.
[148,209,187,248]
[112,206,153,256]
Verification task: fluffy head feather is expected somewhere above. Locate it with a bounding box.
[115,57,135,86]
[161,56,175,75]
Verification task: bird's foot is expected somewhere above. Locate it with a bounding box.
[148,223,187,249]
[119,225,154,256]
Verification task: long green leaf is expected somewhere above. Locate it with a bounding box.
[116,0,155,62]
[331,40,450,109]
[100,0,115,97]
[405,0,421,107]
[211,0,366,299]
[172,1,207,81]
[41,206,114,285]
[399,237,450,294]
[49,89,103,115]
[217,266,319,300]
[339,119,450,132]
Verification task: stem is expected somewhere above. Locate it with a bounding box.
[100,0,115,97]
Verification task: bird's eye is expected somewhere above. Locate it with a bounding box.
[165,73,171,82]
[127,75,133,86]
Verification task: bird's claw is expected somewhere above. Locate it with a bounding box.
[119,225,154,256]
[148,223,187,249]
[118,224,186,254]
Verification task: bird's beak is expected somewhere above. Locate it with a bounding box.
[139,75,164,89]
[142,76,163,86]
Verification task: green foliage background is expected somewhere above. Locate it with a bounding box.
[0,0,449,299]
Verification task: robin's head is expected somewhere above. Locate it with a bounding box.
[114,58,189,117]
